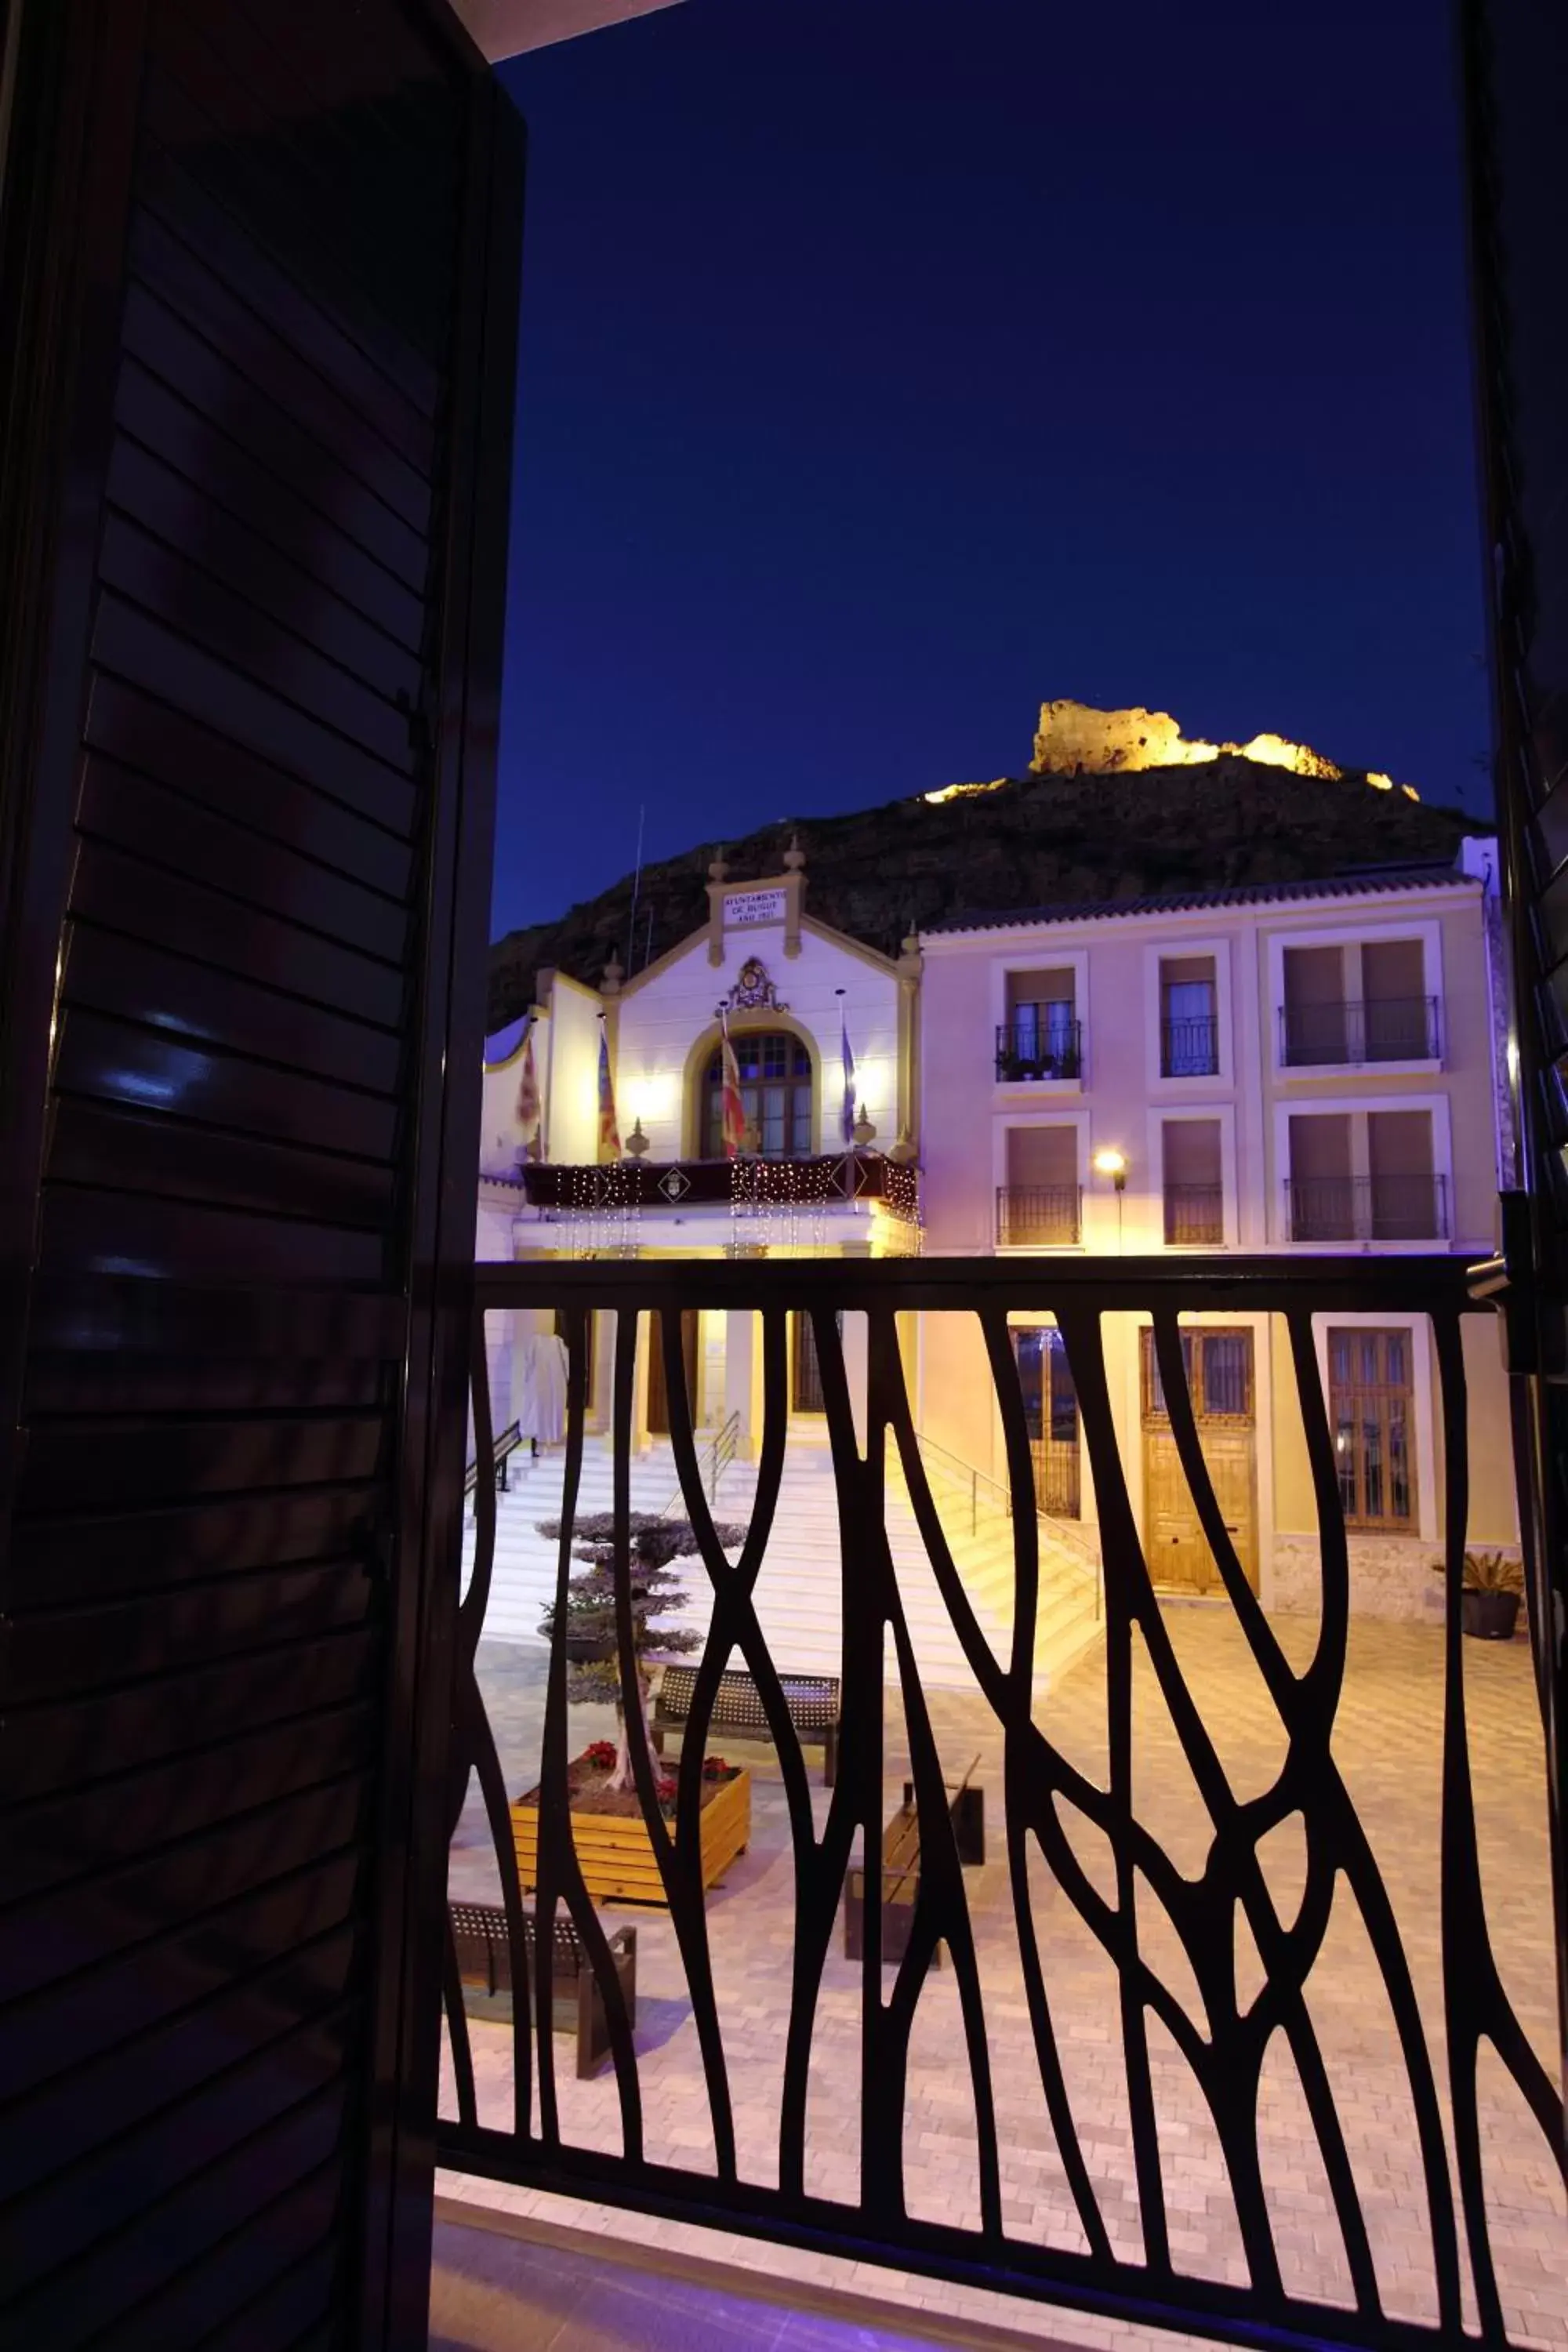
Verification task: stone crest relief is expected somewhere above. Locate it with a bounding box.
[722,957,788,1014]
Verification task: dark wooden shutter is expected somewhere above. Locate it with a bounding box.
[0,2,521,2344]
[1459,0,1568,2103]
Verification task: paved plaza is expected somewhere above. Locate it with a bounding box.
[438,1613,1564,2352]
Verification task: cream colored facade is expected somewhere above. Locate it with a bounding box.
[451,0,681,65]
[915,844,1519,1620]
[476,854,920,1454]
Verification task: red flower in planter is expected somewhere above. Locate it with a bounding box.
[585,1740,617,1770]
[702,1755,731,1780]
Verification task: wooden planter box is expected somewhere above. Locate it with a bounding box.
[511,1762,750,1907]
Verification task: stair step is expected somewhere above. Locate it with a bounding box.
[466,1437,1101,1692]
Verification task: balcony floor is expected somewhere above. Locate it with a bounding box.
[430,2199,1085,2349]
[439,1615,1562,2352]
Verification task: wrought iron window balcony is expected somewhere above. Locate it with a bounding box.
[1160,1014,1219,1076]
[1279,996,1441,1067]
[1286,1171,1450,1242]
[1163,1183,1225,1244]
[519,1150,920,1223]
[443,1252,1551,2352]
[996,1184,1083,1247]
[995,1014,1082,1083]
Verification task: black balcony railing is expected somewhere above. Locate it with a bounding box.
[517,1151,919,1222]
[1160,1014,1220,1076]
[1163,1182,1225,1243]
[996,1183,1082,1246]
[1287,1171,1450,1241]
[441,1254,1555,2352]
[995,1010,1082,1082]
[1279,995,1441,1067]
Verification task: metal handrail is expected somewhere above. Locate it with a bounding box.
[448,1249,1513,2340]
[996,1185,1083,1247]
[1159,1014,1220,1077]
[464,1418,522,1501]
[660,1407,742,1518]
[1286,1172,1450,1243]
[1279,994,1441,1067]
[910,1429,1102,1613]
[994,1014,1083,1083]
[911,1428,1014,1531]
[1163,1182,1225,1245]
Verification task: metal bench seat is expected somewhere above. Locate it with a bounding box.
[844,1759,985,1965]
[652,1664,840,1785]
[448,1900,637,2078]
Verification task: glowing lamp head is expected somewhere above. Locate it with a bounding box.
[1093,1147,1128,1192]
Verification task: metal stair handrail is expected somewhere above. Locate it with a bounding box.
[464,1419,522,1501]
[660,1408,742,1520]
[909,1429,1102,1617]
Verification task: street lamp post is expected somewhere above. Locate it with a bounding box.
[1093,1146,1128,1254]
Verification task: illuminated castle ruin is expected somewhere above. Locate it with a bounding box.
[922,700,1416,806]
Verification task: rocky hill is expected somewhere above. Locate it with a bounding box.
[488,753,1475,1030]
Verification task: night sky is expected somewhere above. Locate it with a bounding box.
[493,0,1490,938]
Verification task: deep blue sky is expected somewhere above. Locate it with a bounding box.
[493,0,1490,938]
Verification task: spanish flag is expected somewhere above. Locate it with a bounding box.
[597,1023,621,1162]
[720,1015,747,1159]
[516,1029,540,1154]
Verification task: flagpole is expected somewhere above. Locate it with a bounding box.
[625,803,646,977]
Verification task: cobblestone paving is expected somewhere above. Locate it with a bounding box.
[439,1613,1564,2352]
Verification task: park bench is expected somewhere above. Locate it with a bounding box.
[448,1900,637,2079]
[844,1758,985,1965]
[652,1664,840,1787]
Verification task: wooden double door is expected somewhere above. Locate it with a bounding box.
[1141,1327,1259,1594]
[792,1310,837,1414]
[647,1310,699,1434]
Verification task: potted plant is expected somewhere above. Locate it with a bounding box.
[516,1513,753,1902]
[535,1512,743,1788]
[510,1743,750,1905]
[1434,1549,1525,1640]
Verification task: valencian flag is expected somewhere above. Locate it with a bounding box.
[597,1022,621,1161]
[839,994,857,1145]
[516,1028,540,1152]
[719,1014,748,1159]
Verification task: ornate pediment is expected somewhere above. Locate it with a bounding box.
[721,956,788,1014]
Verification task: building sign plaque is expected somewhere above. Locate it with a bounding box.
[724,887,786,927]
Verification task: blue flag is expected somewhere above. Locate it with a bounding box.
[840,1004,856,1145]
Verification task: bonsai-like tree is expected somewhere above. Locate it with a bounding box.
[537,1513,745,1791]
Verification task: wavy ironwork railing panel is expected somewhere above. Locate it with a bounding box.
[439,1257,1563,2352]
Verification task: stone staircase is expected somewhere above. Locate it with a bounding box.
[462,1422,1102,1693]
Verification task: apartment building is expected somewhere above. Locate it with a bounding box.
[916,843,1519,1617]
